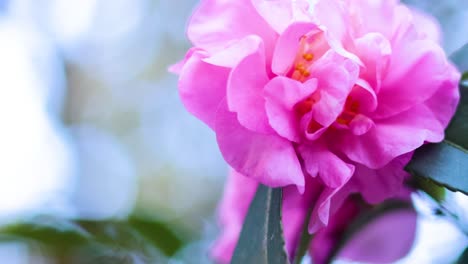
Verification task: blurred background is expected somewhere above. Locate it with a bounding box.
[0,0,466,263]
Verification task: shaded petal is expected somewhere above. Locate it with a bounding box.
[299,144,355,188]
[352,79,378,114]
[226,36,272,133]
[178,51,229,130]
[310,198,361,264]
[264,77,318,142]
[338,208,417,263]
[215,102,305,190]
[308,187,342,233]
[351,153,413,204]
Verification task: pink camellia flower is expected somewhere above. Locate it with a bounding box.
[173,0,459,231]
[213,169,417,264]
[172,0,459,261]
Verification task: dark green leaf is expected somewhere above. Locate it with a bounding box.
[327,200,415,264]
[231,185,289,264]
[293,209,313,264]
[445,77,468,150]
[407,141,468,195]
[457,247,468,264]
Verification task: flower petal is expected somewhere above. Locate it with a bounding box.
[272,22,320,75]
[299,143,355,189]
[353,32,392,93]
[337,103,446,169]
[251,0,311,34]
[203,35,267,68]
[410,7,442,43]
[309,50,359,126]
[178,51,229,130]
[338,208,417,263]
[350,153,413,204]
[215,101,305,190]
[349,114,374,136]
[187,0,277,55]
[374,39,452,119]
[226,36,273,133]
[264,77,318,142]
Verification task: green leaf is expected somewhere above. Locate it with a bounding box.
[0,216,91,249]
[445,76,468,150]
[128,215,184,256]
[293,209,313,264]
[407,142,468,195]
[77,216,185,257]
[231,185,290,264]
[411,174,446,202]
[0,215,186,260]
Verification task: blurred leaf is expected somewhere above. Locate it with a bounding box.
[128,215,184,256]
[407,142,468,195]
[0,216,91,249]
[410,172,447,202]
[457,247,468,264]
[327,200,415,264]
[445,76,468,150]
[451,44,468,73]
[78,216,185,257]
[407,77,468,194]
[232,185,289,264]
[0,215,186,261]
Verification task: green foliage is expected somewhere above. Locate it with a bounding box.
[231,185,290,264]
[0,214,186,262]
[293,210,313,264]
[0,216,91,250]
[407,142,468,195]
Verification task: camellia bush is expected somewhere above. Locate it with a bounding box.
[171,0,468,263]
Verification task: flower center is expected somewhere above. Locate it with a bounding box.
[336,97,360,126]
[291,36,315,82]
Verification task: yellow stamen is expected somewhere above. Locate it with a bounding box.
[303,53,314,61]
